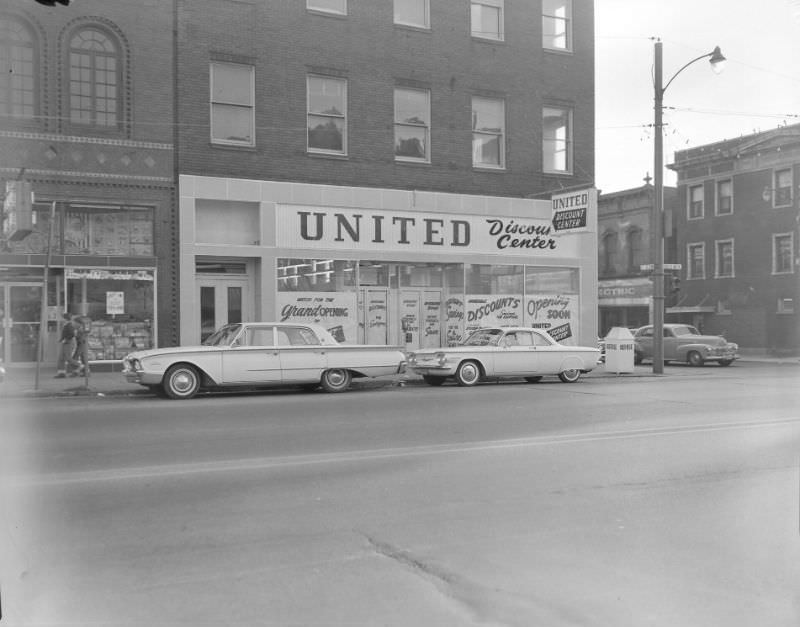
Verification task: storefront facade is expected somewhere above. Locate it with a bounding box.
[180,176,598,349]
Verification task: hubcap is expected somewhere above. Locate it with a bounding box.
[461,363,478,383]
[172,371,195,393]
[327,370,346,386]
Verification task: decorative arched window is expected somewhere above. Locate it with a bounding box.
[626,228,643,273]
[0,16,36,119]
[68,27,119,127]
[602,231,618,275]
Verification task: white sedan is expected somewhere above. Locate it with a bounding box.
[122,322,406,399]
[407,327,601,386]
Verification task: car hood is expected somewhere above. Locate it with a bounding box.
[125,345,224,360]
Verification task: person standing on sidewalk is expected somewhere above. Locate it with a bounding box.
[71,315,90,377]
[55,311,79,378]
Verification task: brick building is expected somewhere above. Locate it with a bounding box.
[669,124,799,352]
[0,0,177,366]
[176,0,599,350]
[597,181,678,337]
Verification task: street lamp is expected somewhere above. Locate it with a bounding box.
[652,40,726,374]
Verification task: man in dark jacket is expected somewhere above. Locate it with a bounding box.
[55,311,79,378]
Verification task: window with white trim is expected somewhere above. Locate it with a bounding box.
[472,96,505,168]
[0,16,36,119]
[70,28,120,127]
[716,179,732,215]
[394,87,430,162]
[715,239,734,278]
[394,0,429,29]
[772,232,794,274]
[210,62,254,146]
[543,106,572,173]
[773,168,793,207]
[307,0,347,15]
[542,0,572,51]
[688,184,704,219]
[687,242,705,279]
[471,0,504,41]
[307,75,347,155]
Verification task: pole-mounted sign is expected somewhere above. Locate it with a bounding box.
[551,188,596,233]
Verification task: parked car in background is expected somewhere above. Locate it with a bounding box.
[407,327,601,386]
[122,322,406,399]
[633,324,738,366]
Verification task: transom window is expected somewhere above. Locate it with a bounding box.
[0,17,35,118]
[210,62,255,146]
[307,75,347,155]
[307,0,347,15]
[687,242,705,279]
[716,179,732,215]
[542,0,572,51]
[69,28,119,127]
[715,239,734,278]
[772,233,794,274]
[688,184,704,219]
[471,96,505,168]
[394,0,429,29]
[394,87,430,162]
[543,106,572,173]
[471,0,504,41]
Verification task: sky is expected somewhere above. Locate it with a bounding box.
[594,0,800,193]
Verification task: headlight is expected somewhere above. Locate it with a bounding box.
[435,352,447,366]
[407,353,417,366]
[129,358,142,371]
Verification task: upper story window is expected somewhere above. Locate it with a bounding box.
[716,179,732,215]
[687,242,705,279]
[394,0,429,29]
[542,0,572,51]
[543,106,572,173]
[602,231,618,275]
[773,168,793,207]
[471,96,505,169]
[772,233,794,274]
[626,228,644,273]
[69,28,120,128]
[394,87,430,163]
[688,184,704,219]
[0,16,36,119]
[471,0,504,41]
[210,62,255,146]
[715,239,734,278]
[307,0,347,15]
[307,75,347,155]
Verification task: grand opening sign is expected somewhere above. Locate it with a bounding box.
[277,206,581,257]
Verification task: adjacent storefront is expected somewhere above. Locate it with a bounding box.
[179,177,598,350]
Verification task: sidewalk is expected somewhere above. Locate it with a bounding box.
[2,353,796,400]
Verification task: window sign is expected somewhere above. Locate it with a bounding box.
[276,291,357,343]
[524,293,579,345]
[106,291,124,315]
[465,294,522,333]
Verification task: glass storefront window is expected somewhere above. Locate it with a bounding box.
[277,258,356,292]
[525,267,578,293]
[465,264,523,294]
[524,266,579,345]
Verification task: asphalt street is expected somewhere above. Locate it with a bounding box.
[1,362,799,626]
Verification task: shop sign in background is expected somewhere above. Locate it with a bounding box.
[465,295,523,333]
[524,294,580,345]
[278,206,580,257]
[276,291,358,343]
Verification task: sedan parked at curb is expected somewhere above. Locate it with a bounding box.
[632,324,738,366]
[122,322,406,399]
[407,327,601,387]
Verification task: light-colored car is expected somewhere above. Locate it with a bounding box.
[407,327,601,386]
[632,324,738,366]
[122,322,406,399]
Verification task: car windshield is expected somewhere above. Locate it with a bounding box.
[672,325,700,337]
[202,323,243,346]
[462,329,503,346]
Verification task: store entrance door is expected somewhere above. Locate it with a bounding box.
[1,283,43,364]
[196,277,250,342]
[399,289,442,350]
[360,288,388,345]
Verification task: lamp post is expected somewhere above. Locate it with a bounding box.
[652,40,726,373]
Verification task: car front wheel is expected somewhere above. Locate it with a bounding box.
[558,369,581,383]
[687,351,704,367]
[320,368,352,393]
[455,360,481,387]
[163,364,201,400]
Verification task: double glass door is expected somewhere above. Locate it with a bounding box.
[1,283,43,363]
[197,277,249,342]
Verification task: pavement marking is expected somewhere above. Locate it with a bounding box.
[11,416,800,487]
